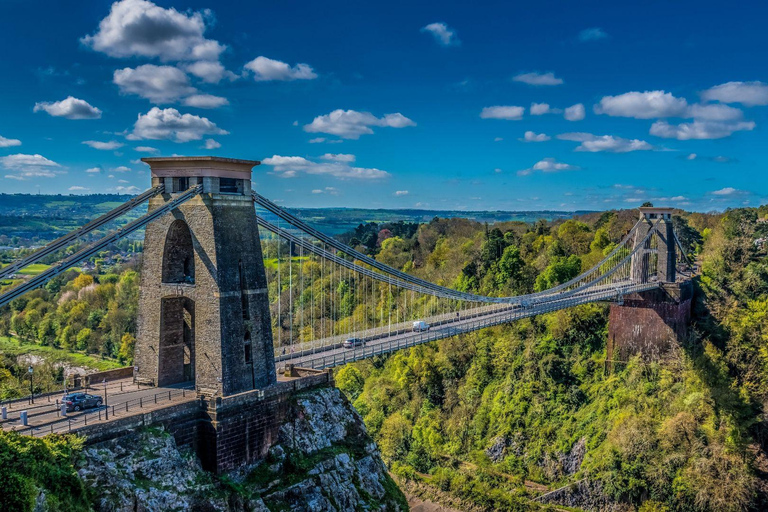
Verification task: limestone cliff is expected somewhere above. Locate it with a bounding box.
[76,387,407,512]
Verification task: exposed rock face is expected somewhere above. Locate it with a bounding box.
[77,387,406,512]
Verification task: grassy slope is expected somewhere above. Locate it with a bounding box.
[0,336,122,371]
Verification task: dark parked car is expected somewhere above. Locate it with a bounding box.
[62,393,103,412]
[342,337,365,349]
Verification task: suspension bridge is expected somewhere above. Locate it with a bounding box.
[0,156,694,404]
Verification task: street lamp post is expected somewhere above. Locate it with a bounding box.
[28,366,33,404]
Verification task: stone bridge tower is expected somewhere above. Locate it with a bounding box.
[631,207,676,284]
[134,156,276,396]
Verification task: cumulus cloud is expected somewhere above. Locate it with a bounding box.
[182,94,229,109]
[520,131,550,142]
[262,154,389,180]
[113,166,132,172]
[557,132,653,152]
[595,90,689,119]
[113,65,196,103]
[184,60,237,84]
[701,81,768,106]
[85,167,102,173]
[127,107,228,142]
[303,109,415,139]
[115,185,142,194]
[564,103,586,121]
[1,153,62,180]
[83,140,124,150]
[394,190,409,196]
[518,157,579,176]
[530,102,561,115]
[480,106,524,120]
[320,153,356,163]
[578,27,608,41]
[649,120,755,140]
[711,187,747,196]
[81,0,225,62]
[0,135,21,147]
[513,72,563,86]
[421,22,460,46]
[203,138,221,149]
[69,186,90,192]
[687,103,744,121]
[244,56,317,81]
[34,96,102,119]
[308,137,326,143]
[134,146,158,153]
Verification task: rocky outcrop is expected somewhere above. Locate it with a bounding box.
[76,387,407,512]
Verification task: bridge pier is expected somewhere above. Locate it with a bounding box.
[607,281,693,368]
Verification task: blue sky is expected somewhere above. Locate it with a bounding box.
[1,0,767,211]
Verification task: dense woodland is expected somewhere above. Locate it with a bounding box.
[2,204,768,510]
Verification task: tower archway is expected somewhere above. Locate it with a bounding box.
[162,219,194,284]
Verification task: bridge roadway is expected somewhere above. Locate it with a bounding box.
[2,381,195,436]
[281,280,660,370]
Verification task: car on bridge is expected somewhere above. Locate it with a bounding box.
[412,320,430,332]
[343,337,365,349]
[62,393,103,412]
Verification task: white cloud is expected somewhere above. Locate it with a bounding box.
[262,154,389,180]
[650,120,755,140]
[513,72,563,86]
[595,90,689,119]
[182,94,229,109]
[81,0,225,62]
[134,146,158,153]
[687,103,743,121]
[494,137,503,142]
[113,166,132,172]
[69,186,90,192]
[33,96,102,119]
[530,102,561,115]
[311,189,323,194]
[115,185,142,194]
[184,60,236,84]
[564,103,585,121]
[480,105,524,120]
[518,157,579,176]
[83,140,124,150]
[394,190,409,196]
[701,81,768,107]
[711,187,747,196]
[114,65,196,103]
[127,107,228,142]
[578,27,608,41]
[0,135,21,147]
[85,167,102,173]
[303,109,415,139]
[520,131,550,142]
[203,138,221,149]
[686,153,697,160]
[320,153,355,163]
[1,153,62,180]
[308,137,326,143]
[557,132,653,152]
[421,22,460,46]
[244,56,317,81]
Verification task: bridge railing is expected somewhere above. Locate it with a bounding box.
[12,387,195,438]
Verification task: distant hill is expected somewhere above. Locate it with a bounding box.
[0,193,590,240]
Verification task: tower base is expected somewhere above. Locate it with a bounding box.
[607,281,693,366]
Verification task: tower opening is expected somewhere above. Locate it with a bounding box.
[158,297,195,386]
[162,219,195,284]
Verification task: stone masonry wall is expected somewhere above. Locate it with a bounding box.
[607,282,693,364]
